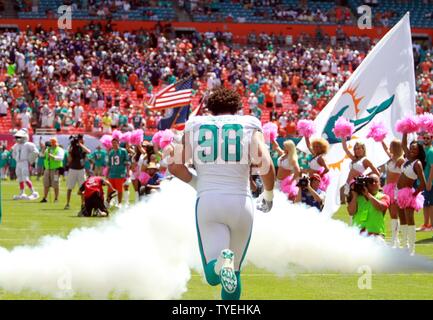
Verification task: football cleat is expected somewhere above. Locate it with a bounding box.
[214,249,237,294]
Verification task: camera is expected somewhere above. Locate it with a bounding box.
[351,175,375,195]
[69,134,83,147]
[297,175,310,189]
[45,141,51,147]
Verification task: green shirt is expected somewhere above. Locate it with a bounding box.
[91,149,107,167]
[353,192,387,236]
[108,148,130,178]
[132,115,142,129]
[7,64,16,77]
[37,154,45,168]
[424,145,433,182]
[8,156,16,169]
[84,159,91,170]
[63,150,69,168]
[119,114,128,126]
[0,151,9,168]
[44,146,64,170]
[257,92,265,105]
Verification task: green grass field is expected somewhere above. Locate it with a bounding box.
[0,179,432,300]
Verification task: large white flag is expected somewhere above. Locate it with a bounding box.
[298,13,416,216]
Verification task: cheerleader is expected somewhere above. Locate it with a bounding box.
[342,138,380,224]
[381,140,405,248]
[304,137,329,175]
[304,137,330,192]
[272,140,301,200]
[396,133,426,255]
[130,143,150,203]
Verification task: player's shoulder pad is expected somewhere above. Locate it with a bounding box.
[242,115,263,131]
[185,115,206,132]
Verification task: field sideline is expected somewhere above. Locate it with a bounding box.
[0,179,432,300]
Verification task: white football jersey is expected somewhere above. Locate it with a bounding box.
[185,115,262,197]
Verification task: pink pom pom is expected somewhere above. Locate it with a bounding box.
[297,119,316,138]
[397,188,413,208]
[397,187,424,210]
[120,132,131,144]
[319,173,330,191]
[152,131,164,148]
[412,193,424,211]
[100,135,113,150]
[160,129,174,150]
[417,113,433,134]
[130,129,144,145]
[333,117,355,139]
[263,122,278,143]
[395,116,419,134]
[280,175,299,198]
[366,121,388,142]
[112,129,123,141]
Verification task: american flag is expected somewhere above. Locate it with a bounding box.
[149,77,193,110]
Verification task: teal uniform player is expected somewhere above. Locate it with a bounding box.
[0,148,9,179]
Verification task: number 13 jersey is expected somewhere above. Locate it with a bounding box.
[184,115,262,197]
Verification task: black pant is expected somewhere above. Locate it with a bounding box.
[84,192,108,216]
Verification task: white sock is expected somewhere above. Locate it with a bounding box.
[124,190,129,204]
[135,191,140,203]
[400,224,408,249]
[349,216,353,226]
[408,225,416,255]
[391,219,400,247]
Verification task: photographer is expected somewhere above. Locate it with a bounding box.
[40,138,64,203]
[295,174,325,211]
[347,174,390,238]
[65,134,90,210]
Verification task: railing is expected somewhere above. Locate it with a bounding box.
[35,128,56,135]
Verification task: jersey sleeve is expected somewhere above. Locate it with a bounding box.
[123,149,130,165]
[185,116,202,133]
[243,115,262,132]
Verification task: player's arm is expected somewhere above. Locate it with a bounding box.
[167,132,196,187]
[251,130,275,213]
[251,130,275,191]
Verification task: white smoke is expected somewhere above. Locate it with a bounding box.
[248,191,433,274]
[0,180,199,299]
[0,178,431,299]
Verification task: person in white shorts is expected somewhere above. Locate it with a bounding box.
[65,135,90,209]
[168,87,275,300]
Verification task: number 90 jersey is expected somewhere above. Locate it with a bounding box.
[184,115,262,197]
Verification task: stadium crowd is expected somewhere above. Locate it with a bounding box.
[0,23,431,139]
